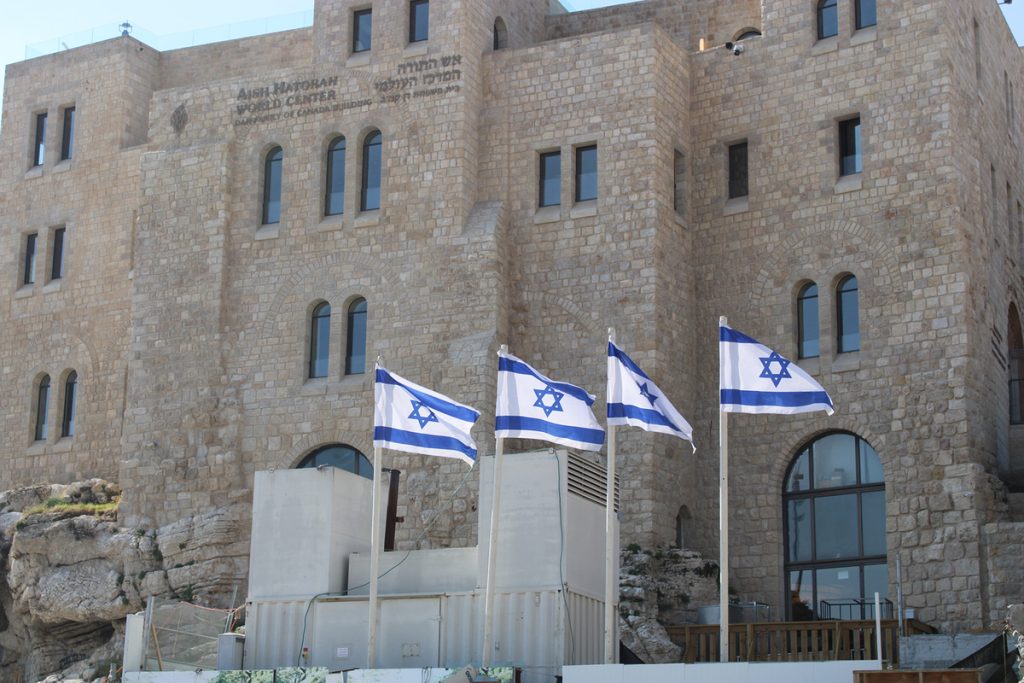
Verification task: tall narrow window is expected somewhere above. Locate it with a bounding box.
[353,9,372,53]
[262,146,283,225]
[839,117,862,176]
[361,131,382,212]
[575,144,597,202]
[346,298,367,375]
[673,150,685,215]
[23,233,37,286]
[854,0,876,30]
[728,141,748,199]
[1008,183,1014,244]
[325,137,346,216]
[493,17,509,50]
[51,227,66,280]
[817,0,838,40]
[539,151,561,207]
[1009,305,1024,426]
[60,107,76,161]
[309,302,331,379]
[797,283,820,359]
[973,19,982,87]
[61,371,77,437]
[409,0,429,43]
[33,112,47,167]
[837,275,860,353]
[35,375,50,441]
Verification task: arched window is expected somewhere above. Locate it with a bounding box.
[817,0,838,40]
[297,443,373,480]
[784,432,886,620]
[325,137,346,216]
[361,131,382,212]
[262,146,283,225]
[35,375,50,441]
[734,28,762,41]
[855,0,876,30]
[837,275,860,353]
[309,302,331,379]
[61,371,77,437]
[493,17,508,50]
[1009,304,1024,425]
[675,505,692,549]
[346,298,368,375]
[797,282,820,359]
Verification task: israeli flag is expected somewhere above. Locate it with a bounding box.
[374,364,480,465]
[607,342,695,450]
[720,323,835,415]
[495,350,605,451]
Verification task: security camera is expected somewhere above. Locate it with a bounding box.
[724,41,744,55]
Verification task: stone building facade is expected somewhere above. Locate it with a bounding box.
[1,0,1022,633]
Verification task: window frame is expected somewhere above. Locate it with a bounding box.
[538,150,561,208]
[325,136,347,217]
[61,371,78,438]
[574,144,598,203]
[34,375,50,442]
[353,8,373,54]
[493,17,509,50]
[23,232,38,286]
[409,0,429,43]
[854,0,877,31]
[817,0,839,40]
[836,274,860,353]
[50,227,66,281]
[360,131,382,212]
[728,141,749,200]
[346,298,368,376]
[309,302,332,379]
[33,112,47,167]
[838,116,862,177]
[60,106,76,161]
[297,444,374,480]
[797,282,820,360]
[262,146,283,225]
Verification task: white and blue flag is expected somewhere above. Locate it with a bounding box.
[495,350,605,451]
[607,341,695,450]
[719,323,834,415]
[374,364,480,465]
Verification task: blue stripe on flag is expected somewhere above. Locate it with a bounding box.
[607,402,682,431]
[720,389,834,409]
[497,357,594,404]
[373,427,477,459]
[719,326,761,345]
[607,342,651,380]
[375,369,480,422]
[495,416,605,446]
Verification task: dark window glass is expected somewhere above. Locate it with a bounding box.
[325,137,346,216]
[783,432,886,620]
[61,371,77,437]
[346,298,367,375]
[51,227,66,280]
[35,375,50,441]
[839,117,862,176]
[575,145,597,202]
[855,0,877,30]
[309,302,331,379]
[736,29,762,41]
[1010,306,1024,425]
[539,151,561,207]
[837,275,860,352]
[797,283,819,359]
[61,107,76,161]
[33,113,47,166]
[493,17,508,50]
[728,141,748,199]
[263,146,283,225]
[297,444,373,480]
[673,150,685,215]
[361,131,382,211]
[353,9,372,53]
[23,233,37,286]
[409,0,429,43]
[818,0,838,39]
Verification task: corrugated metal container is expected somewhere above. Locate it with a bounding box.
[244,599,308,670]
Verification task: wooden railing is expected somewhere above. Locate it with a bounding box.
[665,619,934,665]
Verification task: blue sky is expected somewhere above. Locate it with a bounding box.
[1,0,1022,120]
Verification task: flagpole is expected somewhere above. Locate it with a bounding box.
[482,344,509,667]
[719,316,730,663]
[604,328,618,664]
[368,358,385,669]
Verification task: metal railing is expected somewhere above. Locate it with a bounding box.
[819,598,894,621]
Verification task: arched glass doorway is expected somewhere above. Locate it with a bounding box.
[296,443,373,480]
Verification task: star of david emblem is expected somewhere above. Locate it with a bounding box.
[533,385,565,417]
[759,351,792,388]
[409,400,439,429]
[637,381,659,406]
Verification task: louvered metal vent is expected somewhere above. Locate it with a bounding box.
[567,451,619,511]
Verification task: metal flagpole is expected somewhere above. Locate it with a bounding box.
[719,316,730,663]
[482,344,509,667]
[367,357,385,669]
[604,328,618,664]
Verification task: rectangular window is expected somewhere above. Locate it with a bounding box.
[50,227,66,280]
[60,106,75,161]
[855,0,876,30]
[23,233,37,286]
[839,117,862,176]
[353,9,372,53]
[33,112,47,167]
[539,151,561,207]
[974,19,981,87]
[574,144,597,203]
[409,0,429,43]
[673,150,685,215]
[728,141,748,199]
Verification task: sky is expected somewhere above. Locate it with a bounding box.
[0,0,1022,119]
